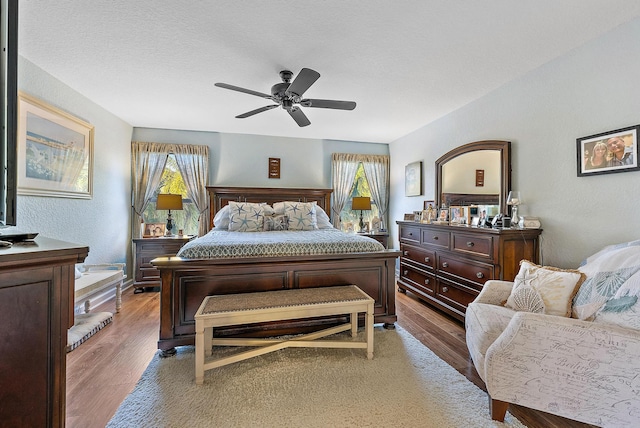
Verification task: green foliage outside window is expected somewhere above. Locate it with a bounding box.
[340,163,379,230]
[142,155,199,235]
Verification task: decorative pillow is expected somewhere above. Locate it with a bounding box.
[263,215,289,231]
[505,260,586,317]
[273,201,286,215]
[573,240,640,320]
[213,205,230,229]
[228,201,265,232]
[261,203,275,217]
[284,201,318,231]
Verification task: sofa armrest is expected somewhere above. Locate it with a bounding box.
[485,311,640,426]
[472,280,513,305]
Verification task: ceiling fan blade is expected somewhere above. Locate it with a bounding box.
[287,107,311,127]
[235,105,279,118]
[285,68,320,97]
[300,99,356,110]
[215,83,273,99]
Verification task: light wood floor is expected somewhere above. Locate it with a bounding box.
[66,287,594,428]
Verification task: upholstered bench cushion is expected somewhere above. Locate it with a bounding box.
[75,270,123,300]
[465,302,517,381]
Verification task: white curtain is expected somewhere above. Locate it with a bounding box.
[173,144,210,236]
[362,154,390,231]
[131,142,169,238]
[330,153,360,228]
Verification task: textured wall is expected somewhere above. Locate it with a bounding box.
[17,57,133,271]
[390,17,640,268]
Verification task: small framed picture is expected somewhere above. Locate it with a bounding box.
[404,213,415,221]
[577,124,639,176]
[471,216,480,227]
[144,223,166,237]
[438,209,449,222]
[449,206,464,224]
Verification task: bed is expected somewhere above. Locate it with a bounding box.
[152,186,400,354]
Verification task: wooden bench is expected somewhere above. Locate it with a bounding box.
[74,263,125,314]
[194,285,374,384]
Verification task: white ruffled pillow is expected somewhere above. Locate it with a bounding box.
[213,205,230,229]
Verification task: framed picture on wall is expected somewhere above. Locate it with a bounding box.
[405,161,422,196]
[577,124,639,176]
[16,92,94,198]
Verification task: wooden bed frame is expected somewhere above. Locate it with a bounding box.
[153,186,400,354]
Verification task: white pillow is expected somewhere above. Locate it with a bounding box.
[213,205,230,229]
[284,201,318,230]
[315,205,333,229]
[228,201,265,232]
[506,260,586,317]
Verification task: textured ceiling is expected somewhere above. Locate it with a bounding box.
[18,1,640,143]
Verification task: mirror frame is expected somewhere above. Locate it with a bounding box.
[435,140,511,215]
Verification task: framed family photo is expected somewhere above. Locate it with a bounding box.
[17,92,94,198]
[577,124,639,177]
[144,223,166,237]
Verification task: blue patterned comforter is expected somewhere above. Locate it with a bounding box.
[177,228,385,259]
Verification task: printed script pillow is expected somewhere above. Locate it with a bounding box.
[284,201,318,230]
[505,260,586,317]
[228,201,265,232]
[263,214,289,231]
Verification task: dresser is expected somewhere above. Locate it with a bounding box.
[133,236,194,291]
[0,237,88,427]
[396,221,541,320]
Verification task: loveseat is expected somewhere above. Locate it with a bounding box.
[465,240,640,427]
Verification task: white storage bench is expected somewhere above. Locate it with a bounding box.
[194,285,374,385]
[75,263,125,314]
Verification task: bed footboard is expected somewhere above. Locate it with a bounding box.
[153,251,399,353]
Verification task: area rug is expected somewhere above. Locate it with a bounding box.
[67,311,113,352]
[107,325,526,427]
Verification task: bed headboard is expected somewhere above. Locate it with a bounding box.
[207,186,333,228]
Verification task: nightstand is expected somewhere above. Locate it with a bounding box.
[133,235,195,292]
[360,232,389,249]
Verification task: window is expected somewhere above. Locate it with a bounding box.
[142,155,199,235]
[339,162,379,230]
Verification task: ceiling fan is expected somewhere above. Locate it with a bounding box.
[215,68,356,127]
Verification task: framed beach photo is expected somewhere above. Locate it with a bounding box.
[17,92,94,198]
[405,161,422,196]
[577,124,639,177]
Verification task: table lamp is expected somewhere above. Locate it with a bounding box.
[156,193,183,236]
[351,197,371,233]
[506,191,522,228]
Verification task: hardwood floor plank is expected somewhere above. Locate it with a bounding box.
[66,285,596,428]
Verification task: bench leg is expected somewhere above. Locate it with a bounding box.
[115,281,122,313]
[195,322,205,385]
[204,327,213,357]
[350,312,358,337]
[366,303,374,360]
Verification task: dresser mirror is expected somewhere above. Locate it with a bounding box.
[435,140,511,216]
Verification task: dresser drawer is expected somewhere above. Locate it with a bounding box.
[399,262,436,296]
[400,243,435,270]
[421,229,449,249]
[399,224,421,244]
[438,254,494,286]
[437,278,479,313]
[451,233,493,259]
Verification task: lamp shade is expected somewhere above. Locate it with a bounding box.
[506,191,522,206]
[156,193,183,211]
[351,197,371,211]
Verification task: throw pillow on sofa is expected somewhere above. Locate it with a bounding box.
[505,260,585,317]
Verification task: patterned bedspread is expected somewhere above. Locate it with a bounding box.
[177,228,385,259]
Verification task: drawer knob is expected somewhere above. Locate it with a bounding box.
[476,272,484,279]
[409,232,413,236]
[442,262,449,268]
[466,241,474,247]
[424,257,430,263]
[403,270,408,276]
[442,286,449,293]
[403,250,409,256]
[424,279,430,285]
[432,236,439,240]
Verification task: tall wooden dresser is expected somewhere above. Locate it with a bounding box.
[0,236,88,427]
[397,221,541,320]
